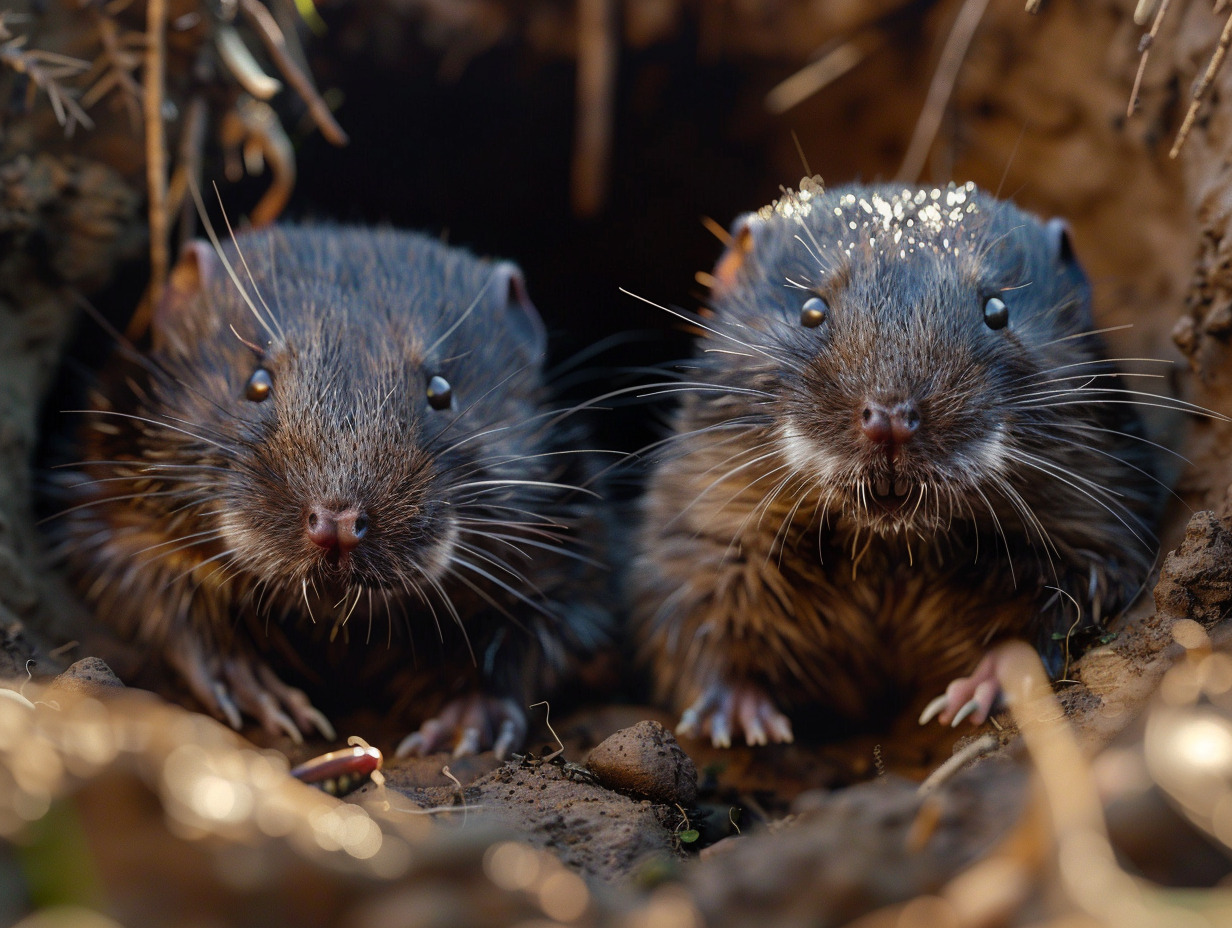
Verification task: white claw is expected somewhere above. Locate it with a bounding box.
[744,716,767,746]
[261,694,303,745]
[676,709,702,740]
[395,732,423,758]
[919,694,949,726]
[769,717,795,744]
[453,726,481,757]
[493,719,518,760]
[950,697,981,728]
[306,707,336,741]
[213,683,243,731]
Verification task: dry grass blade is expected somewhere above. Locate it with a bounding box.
[1128,0,1173,118]
[219,96,296,227]
[0,35,93,133]
[571,0,617,217]
[765,29,885,116]
[897,0,992,183]
[144,0,169,306]
[80,12,145,127]
[237,0,347,146]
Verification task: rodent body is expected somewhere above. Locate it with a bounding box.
[56,225,612,754]
[634,179,1162,745]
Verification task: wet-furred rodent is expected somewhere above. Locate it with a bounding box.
[55,225,613,756]
[633,178,1165,747]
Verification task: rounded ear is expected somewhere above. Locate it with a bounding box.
[490,261,547,362]
[711,213,765,296]
[1044,217,1094,326]
[1045,217,1079,266]
[152,240,221,350]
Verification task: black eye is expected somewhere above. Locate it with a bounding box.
[800,296,828,328]
[245,368,272,402]
[983,297,1009,330]
[426,375,453,411]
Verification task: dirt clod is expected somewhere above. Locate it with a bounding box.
[586,719,698,807]
[51,655,124,695]
[1153,509,1232,628]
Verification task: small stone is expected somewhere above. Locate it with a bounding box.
[51,656,124,695]
[586,720,698,807]
[1153,510,1232,627]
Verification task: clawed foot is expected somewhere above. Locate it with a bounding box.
[919,650,1006,729]
[167,635,335,744]
[677,681,794,748]
[395,694,527,760]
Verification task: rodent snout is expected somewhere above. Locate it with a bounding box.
[306,505,369,559]
[859,400,920,452]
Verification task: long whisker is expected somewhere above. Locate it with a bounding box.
[69,409,237,452]
[189,180,282,345]
[618,287,797,370]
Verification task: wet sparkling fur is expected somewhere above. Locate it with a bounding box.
[634,180,1162,736]
[56,226,611,747]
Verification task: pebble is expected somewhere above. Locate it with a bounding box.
[586,720,698,807]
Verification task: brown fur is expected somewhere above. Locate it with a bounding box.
[635,180,1162,731]
[53,225,612,741]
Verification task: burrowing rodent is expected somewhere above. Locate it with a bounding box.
[53,225,612,756]
[633,179,1165,747]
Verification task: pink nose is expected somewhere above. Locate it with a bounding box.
[306,506,368,557]
[859,400,920,449]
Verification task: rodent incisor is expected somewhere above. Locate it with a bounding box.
[56,225,612,757]
[633,179,1164,747]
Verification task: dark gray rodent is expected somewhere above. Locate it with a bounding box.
[56,225,613,757]
[633,179,1163,747]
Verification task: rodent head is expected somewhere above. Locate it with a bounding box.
[705,180,1106,539]
[143,227,549,605]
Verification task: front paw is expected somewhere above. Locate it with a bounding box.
[918,649,1007,729]
[677,681,794,748]
[395,694,527,760]
[166,634,335,744]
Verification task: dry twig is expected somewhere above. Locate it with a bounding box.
[765,29,885,116]
[917,733,1000,796]
[0,30,93,132]
[169,94,208,243]
[219,95,296,227]
[572,0,617,217]
[144,0,169,305]
[80,12,145,128]
[1127,0,1173,118]
[897,0,992,183]
[1171,7,1232,158]
[238,0,347,145]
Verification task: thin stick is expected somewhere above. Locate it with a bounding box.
[701,215,732,246]
[571,0,617,217]
[1127,0,1173,119]
[917,733,1000,795]
[1170,8,1232,158]
[173,94,207,243]
[897,0,992,183]
[529,700,564,762]
[765,31,883,115]
[238,0,347,146]
[143,0,168,306]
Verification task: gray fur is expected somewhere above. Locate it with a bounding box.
[635,180,1162,728]
[56,225,612,739]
